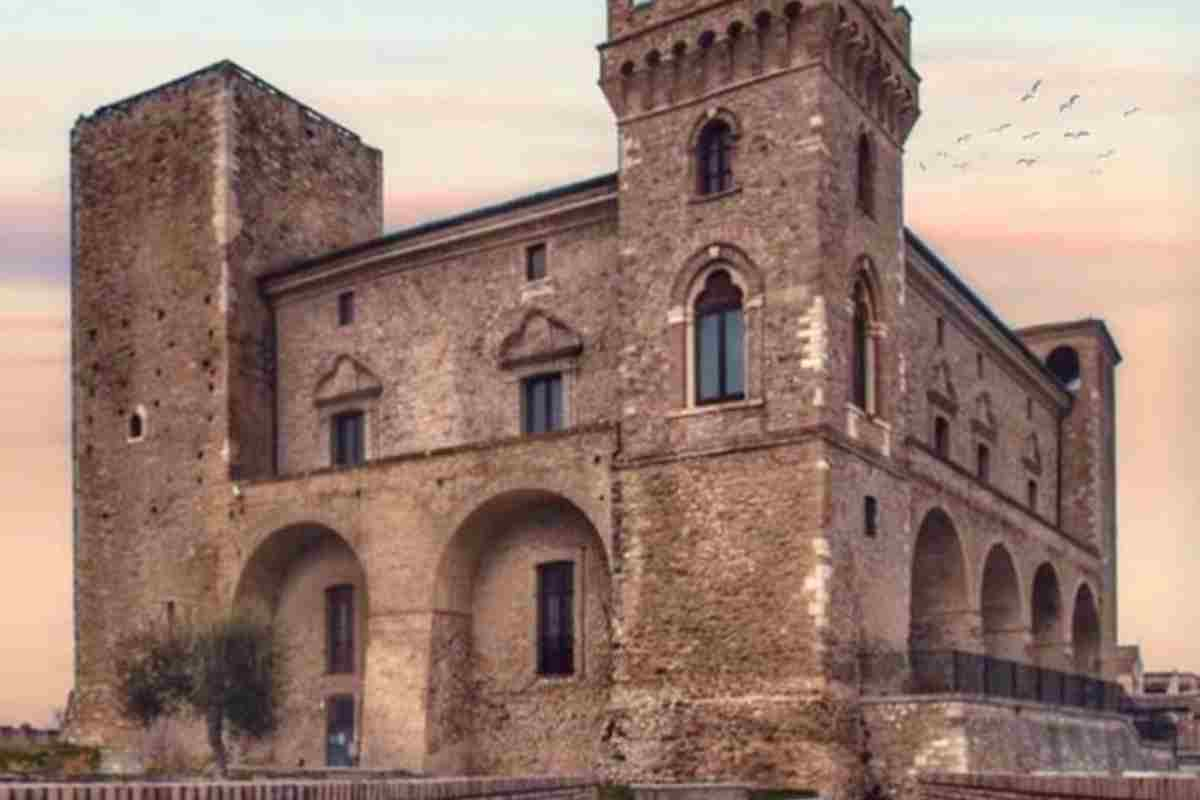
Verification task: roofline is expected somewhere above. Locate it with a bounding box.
[261,172,620,287]
[904,228,1072,403]
[1017,319,1124,366]
[74,59,366,144]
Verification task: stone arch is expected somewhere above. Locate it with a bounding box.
[979,543,1025,661]
[850,259,883,417]
[1071,581,1102,675]
[429,489,613,774]
[909,508,972,651]
[1046,345,1082,392]
[233,522,368,768]
[670,241,764,306]
[1031,562,1064,668]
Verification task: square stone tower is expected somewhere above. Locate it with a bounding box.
[69,61,381,745]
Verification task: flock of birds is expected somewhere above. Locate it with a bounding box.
[913,79,1142,178]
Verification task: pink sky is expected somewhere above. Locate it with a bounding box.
[1,2,1197,727]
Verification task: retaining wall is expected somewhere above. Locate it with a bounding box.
[919,771,1200,800]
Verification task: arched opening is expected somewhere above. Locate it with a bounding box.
[1046,345,1082,391]
[432,490,612,774]
[129,411,144,440]
[851,277,879,415]
[1072,583,1102,675]
[1031,563,1064,668]
[980,545,1024,661]
[910,508,971,652]
[234,523,368,768]
[694,268,745,405]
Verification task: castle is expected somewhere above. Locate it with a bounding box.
[69,0,1134,793]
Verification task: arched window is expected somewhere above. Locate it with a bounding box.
[695,269,745,405]
[129,412,143,440]
[697,120,733,195]
[851,279,877,414]
[934,416,950,459]
[856,133,875,216]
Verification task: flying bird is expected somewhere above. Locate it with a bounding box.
[988,123,1013,134]
[936,150,950,159]
[956,133,972,144]
[1059,94,1081,112]
[1064,130,1092,139]
[1020,79,1042,102]
[1017,158,1038,166]
[1089,168,1104,175]
[952,161,970,170]
[1097,149,1116,159]
[918,161,927,171]
[1123,106,1141,117]
[1022,131,1040,141]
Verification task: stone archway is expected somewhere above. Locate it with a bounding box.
[234,523,368,768]
[1072,583,1102,675]
[909,508,972,651]
[1031,562,1065,669]
[429,489,613,775]
[980,544,1024,661]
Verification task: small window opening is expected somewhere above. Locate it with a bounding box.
[697,120,734,195]
[851,280,877,415]
[864,496,879,538]
[977,352,985,379]
[1027,480,1038,511]
[523,373,564,434]
[331,411,365,467]
[1027,397,1034,420]
[537,561,575,676]
[933,416,950,459]
[326,584,355,674]
[856,134,875,216]
[337,291,355,326]
[526,243,547,281]
[977,444,991,482]
[936,317,945,347]
[165,600,176,632]
[129,412,144,440]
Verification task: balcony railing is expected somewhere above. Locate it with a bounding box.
[908,650,1126,713]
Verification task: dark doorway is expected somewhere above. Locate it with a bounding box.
[326,694,355,767]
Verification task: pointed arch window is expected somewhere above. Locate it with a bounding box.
[857,133,875,217]
[698,120,734,195]
[695,269,745,405]
[851,279,878,415]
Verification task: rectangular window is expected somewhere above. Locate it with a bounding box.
[936,317,945,347]
[325,694,355,767]
[1027,397,1034,420]
[526,243,547,281]
[934,416,950,459]
[1027,480,1038,512]
[537,561,575,676]
[522,373,563,434]
[332,411,365,467]
[337,291,355,326]
[864,496,879,538]
[977,352,985,379]
[326,585,355,674]
[977,444,991,482]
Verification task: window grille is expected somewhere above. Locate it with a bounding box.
[523,373,563,434]
[326,585,355,674]
[332,411,364,466]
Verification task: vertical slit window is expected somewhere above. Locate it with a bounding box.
[1027,480,1038,512]
[695,269,745,405]
[864,496,879,538]
[934,416,950,459]
[537,561,575,676]
[851,280,876,414]
[977,444,990,482]
[856,134,875,216]
[337,291,355,326]
[326,585,355,674]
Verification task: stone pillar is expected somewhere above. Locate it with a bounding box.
[360,611,434,771]
[1030,640,1073,673]
[982,625,1031,663]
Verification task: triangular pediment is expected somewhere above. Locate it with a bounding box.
[315,355,382,407]
[498,310,583,369]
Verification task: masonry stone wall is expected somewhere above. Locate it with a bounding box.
[864,698,1172,800]
[919,772,1197,800]
[270,189,618,474]
[0,778,599,800]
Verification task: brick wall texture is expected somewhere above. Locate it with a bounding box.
[69,1,1131,796]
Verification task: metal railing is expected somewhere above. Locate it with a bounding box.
[908,650,1125,712]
